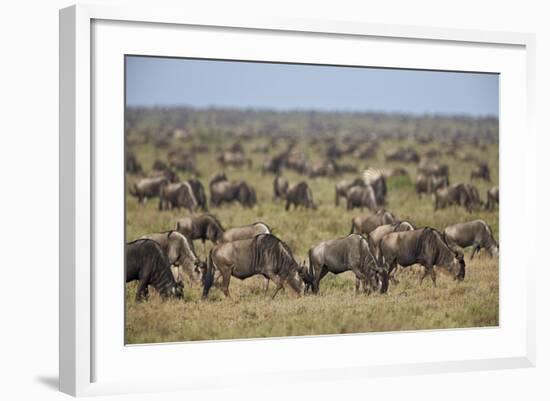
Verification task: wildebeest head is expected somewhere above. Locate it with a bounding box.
[172,282,184,299]
[451,250,466,281]
[192,258,207,282]
[298,260,314,294]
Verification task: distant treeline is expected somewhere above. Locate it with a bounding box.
[125,106,498,144]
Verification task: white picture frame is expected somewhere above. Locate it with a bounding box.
[59,4,536,397]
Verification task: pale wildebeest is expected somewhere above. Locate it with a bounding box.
[126,239,183,301]
[335,177,365,206]
[175,214,225,250]
[202,234,307,299]
[309,234,379,295]
[140,231,205,286]
[485,186,499,211]
[209,172,257,208]
[273,175,289,200]
[158,182,197,212]
[378,228,465,292]
[129,176,168,204]
[368,221,415,285]
[417,159,449,179]
[168,149,199,175]
[217,150,252,168]
[308,159,338,178]
[148,167,179,183]
[443,220,498,259]
[346,185,378,211]
[363,168,387,206]
[470,162,491,182]
[350,209,397,235]
[285,181,317,210]
[221,222,271,243]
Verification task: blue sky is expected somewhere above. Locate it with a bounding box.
[126,56,499,117]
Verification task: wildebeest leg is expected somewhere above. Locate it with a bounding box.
[420,264,437,287]
[135,279,149,302]
[221,270,232,298]
[285,201,290,211]
[263,277,270,296]
[470,244,480,260]
[429,266,437,286]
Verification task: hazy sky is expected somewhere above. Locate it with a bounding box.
[126,56,499,117]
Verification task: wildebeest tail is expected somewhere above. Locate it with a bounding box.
[201,249,215,299]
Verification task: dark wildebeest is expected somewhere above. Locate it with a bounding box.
[158,182,197,213]
[175,214,225,249]
[125,239,183,301]
[443,220,498,259]
[285,181,317,210]
[125,152,143,174]
[129,176,168,204]
[309,234,379,295]
[415,173,449,197]
[202,234,307,299]
[168,150,199,175]
[434,183,480,212]
[485,186,499,211]
[140,231,205,286]
[350,210,397,235]
[273,175,289,200]
[346,185,378,211]
[470,162,491,182]
[378,228,465,292]
[363,168,387,206]
[308,159,338,178]
[335,177,365,206]
[186,178,208,211]
[385,147,420,163]
[209,172,257,208]
[417,160,449,179]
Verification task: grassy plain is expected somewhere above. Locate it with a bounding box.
[125,121,499,344]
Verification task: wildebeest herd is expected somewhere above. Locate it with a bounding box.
[125,108,499,342]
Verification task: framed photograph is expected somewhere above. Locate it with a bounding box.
[59,4,536,396]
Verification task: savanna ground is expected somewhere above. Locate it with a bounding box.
[125,109,499,344]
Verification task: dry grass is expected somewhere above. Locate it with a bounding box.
[125,135,499,344]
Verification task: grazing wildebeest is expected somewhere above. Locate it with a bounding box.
[380,167,408,179]
[158,182,197,212]
[209,172,257,208]
[308,159,338,178]
[309,234,379,295]
[168,150,199,175]
[175,214,225,249]
[470,162,491,182]
[148,167,179,183]
[346,185,378,211]
[217,150,252,168]
[335,177,365,206]
[126,239,183,301]
[417,160,449,179]
[221,222,271,243]
[140,231,205,285]
[385,147,420,163]
[273,175,289,200]
[378,228,465,292]
[285,181,317,210]
[485,186,499,211]
[129,176,168,204]
[186,178,208,211]
[434,183,480,212]
[443,220,498,259]
[363,168,387,206]
[415,173,449,197]
[202,234,307,299]
[350,210,397,235]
